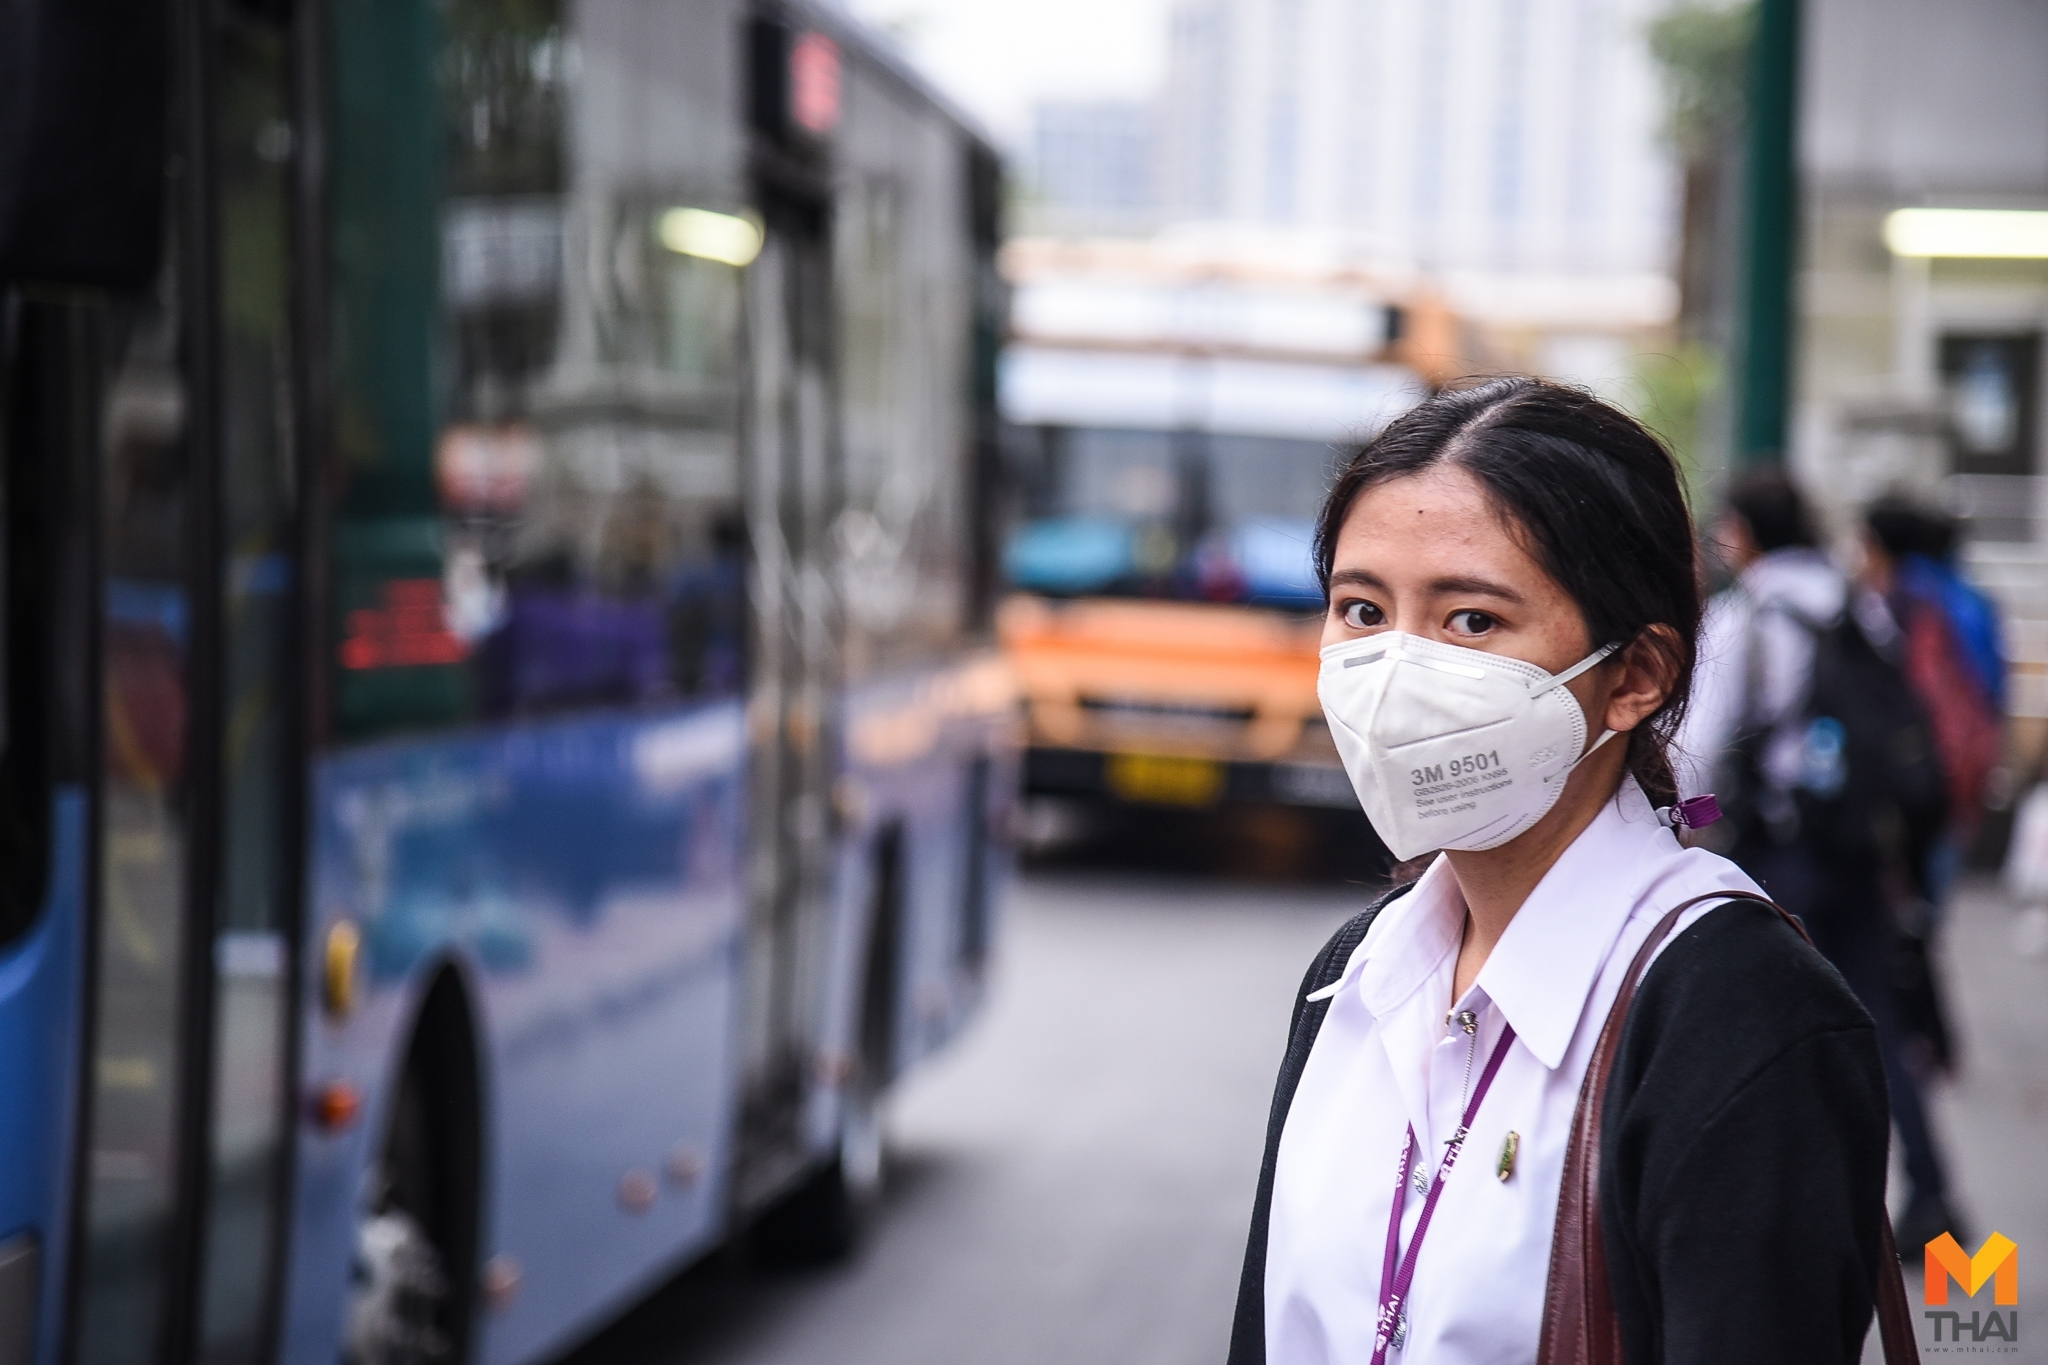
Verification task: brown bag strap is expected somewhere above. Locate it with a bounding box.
[1534,891,1922,1365]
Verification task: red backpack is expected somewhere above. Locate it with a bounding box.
[1900,595,2003,837]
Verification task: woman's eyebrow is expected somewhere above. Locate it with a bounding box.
[1327,567,1527,604]
[1429,574,1526,603]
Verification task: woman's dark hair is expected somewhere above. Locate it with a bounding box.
[1314,377,1701,807]
[1724,472,1817,552]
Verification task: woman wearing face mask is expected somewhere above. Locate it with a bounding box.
[1228,380,1910,1365]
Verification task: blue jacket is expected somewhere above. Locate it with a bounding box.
[1897,554,2006,709]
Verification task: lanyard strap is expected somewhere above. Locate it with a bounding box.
[1370,1022,1519,1364]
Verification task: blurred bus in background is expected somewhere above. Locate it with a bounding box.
[0,3,1011,1364]
[995,235,1451,855]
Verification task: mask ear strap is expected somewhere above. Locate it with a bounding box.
[1570,726,1622,769]
[1544,725,1625,786]
[1529,640,1621,695]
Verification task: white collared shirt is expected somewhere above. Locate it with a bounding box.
[1264,779,1765,1364]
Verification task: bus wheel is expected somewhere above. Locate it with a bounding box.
[346,1205,449,1365]
[749,1078,883,1266]
[347,972,480,1364]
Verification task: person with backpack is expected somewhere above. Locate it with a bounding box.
[1678,472,1960,1253]
[1857,496,2003,1085]
[1230,383,1913,1365]
[1863,495,2006,901]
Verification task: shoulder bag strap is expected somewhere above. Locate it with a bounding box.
[1534,891,1921,1365]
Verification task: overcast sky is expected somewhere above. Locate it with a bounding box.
[841,0,1176,149]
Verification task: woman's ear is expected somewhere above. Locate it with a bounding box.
[1602,625,1680,735]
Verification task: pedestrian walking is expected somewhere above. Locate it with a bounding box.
[1859,496,2005,1082]
[1862,495,2006,901]
[1677,474,1962,1253]
[1230,380,1912,1365]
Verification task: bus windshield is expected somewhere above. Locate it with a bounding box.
[1005,424,1338,609]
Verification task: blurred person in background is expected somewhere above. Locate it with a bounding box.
[1862,494,2006,903]
[1680,473,1960,1252]
[1856,496,2004,1093]
[1232,382,1901,1365]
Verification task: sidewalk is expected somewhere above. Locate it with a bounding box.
[1869,875,2048,1362]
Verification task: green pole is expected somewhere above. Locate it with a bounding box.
[1736,0,1800,467]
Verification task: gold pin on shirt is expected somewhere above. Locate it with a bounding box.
[1496,1130,1519,1182]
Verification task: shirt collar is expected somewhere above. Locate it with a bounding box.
[1326,779,1684,1069]
[1476,780,1677,1067]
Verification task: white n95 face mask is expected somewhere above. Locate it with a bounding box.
[1317,631,1621,861]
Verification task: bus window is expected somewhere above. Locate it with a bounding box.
[834,67,976,681]
[1206,432,1345,524]
[1062,427,1180,522]
[74,269,193,1365]
[1004,424,1338,607]
[326,0,748,742]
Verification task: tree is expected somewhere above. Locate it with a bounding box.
[1648,1,1753,344]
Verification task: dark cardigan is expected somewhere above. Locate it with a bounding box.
[1227,888,1892,1365]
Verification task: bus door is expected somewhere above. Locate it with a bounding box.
[2,0,305,1359]
[735,191,843,1206]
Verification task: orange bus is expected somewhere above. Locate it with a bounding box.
[995,235,1455,856]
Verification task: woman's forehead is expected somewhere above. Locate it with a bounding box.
[1347,465,1487,517]
[1336,467,1538,569]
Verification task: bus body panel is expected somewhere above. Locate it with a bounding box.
[276,667,1011,1358]
[759,666,1005,1171]
[838,655,1016,1076]
[0,792,86,1365]
[281,670,1012,1365]
[280,951,425,1365]
[284,703,748,1365]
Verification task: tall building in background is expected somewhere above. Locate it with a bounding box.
[1029,101,1158,231]
[1156,0,1675,281]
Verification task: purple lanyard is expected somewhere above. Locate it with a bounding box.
[1369,1021,1519,1364]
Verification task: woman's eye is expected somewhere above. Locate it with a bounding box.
[1449,610,1497,636]
[1341,600,1384,629]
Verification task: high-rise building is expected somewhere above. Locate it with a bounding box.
[1156,0,1675,279]
[1030,100,1157,227]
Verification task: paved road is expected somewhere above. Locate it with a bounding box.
[569,866,2048,1365]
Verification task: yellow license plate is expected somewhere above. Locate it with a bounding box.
[1105,752,1224,807]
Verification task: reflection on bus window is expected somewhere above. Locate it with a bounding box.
[77,283,193,1365]
[834,59,978,681]
[327,0,746,741]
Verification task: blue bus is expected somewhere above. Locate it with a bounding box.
[0,2,1014,1362]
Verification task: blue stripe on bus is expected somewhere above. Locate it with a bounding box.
[0,789,88,1365]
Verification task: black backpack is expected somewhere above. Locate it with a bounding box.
[1721,599,1948,882]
